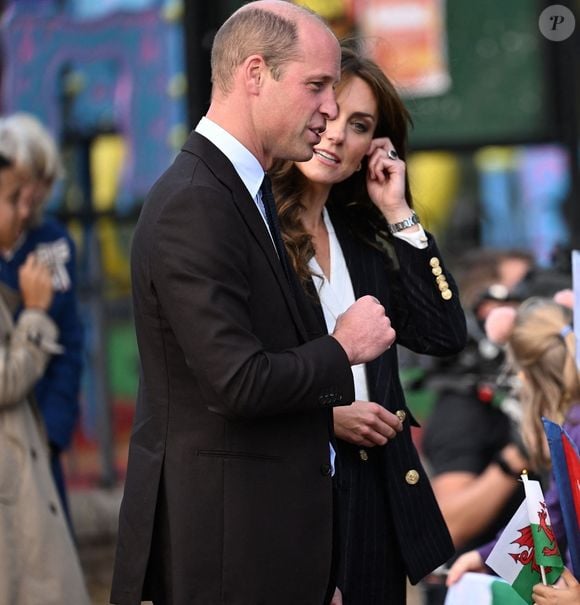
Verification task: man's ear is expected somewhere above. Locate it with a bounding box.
[243,55,266,94]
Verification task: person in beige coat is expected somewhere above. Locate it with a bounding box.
[0,146,90,603]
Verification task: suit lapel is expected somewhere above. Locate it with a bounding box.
[182,132,309,341]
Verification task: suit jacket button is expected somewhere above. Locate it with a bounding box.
[320,463,332,476]
[359,449,369,462]
[429,257,440,268]
[405,469,420,485]
[395,409,406,423]
[441,289,453,300]
[431,266,442,276]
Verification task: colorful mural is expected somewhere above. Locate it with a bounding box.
[2,0,188,212]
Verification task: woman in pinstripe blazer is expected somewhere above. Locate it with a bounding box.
[271,44,467,605]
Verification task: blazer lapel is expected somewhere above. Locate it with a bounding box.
[328,206,385,388]
[182,132,309,341]
[327,207,366,299]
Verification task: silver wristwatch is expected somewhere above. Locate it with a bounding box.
[387,211,420,234]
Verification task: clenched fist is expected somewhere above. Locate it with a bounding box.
[332,295,396,365]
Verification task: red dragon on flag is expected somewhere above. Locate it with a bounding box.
[509,501,558,575]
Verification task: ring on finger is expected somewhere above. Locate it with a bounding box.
[387,149,398,160]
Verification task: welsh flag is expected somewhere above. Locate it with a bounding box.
[522,478,563,575]
[485,479,563,604]
[444,572,526,605]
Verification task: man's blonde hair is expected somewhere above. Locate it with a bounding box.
[211,4,321,95]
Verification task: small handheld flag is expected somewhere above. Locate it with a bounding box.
[521,473,564,585]
[486,476,563,604]
[444,572,526,605]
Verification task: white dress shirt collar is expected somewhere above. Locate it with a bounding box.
[195,117,264,199]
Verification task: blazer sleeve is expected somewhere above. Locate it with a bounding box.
[389,232,467,356]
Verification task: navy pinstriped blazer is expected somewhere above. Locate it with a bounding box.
[324,205,467,587]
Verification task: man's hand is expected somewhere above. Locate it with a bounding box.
[332,295,396,365]
[334,401,403,447]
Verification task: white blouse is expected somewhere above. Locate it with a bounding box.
[308,207,370,402]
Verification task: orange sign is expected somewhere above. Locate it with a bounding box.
[353,0,451,97]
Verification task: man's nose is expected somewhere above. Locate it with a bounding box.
[320,90,338,121]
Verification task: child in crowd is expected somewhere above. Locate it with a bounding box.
[0,113,83,519]
[0,136,89,603]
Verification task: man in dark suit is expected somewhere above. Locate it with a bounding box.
[110,2,395,604]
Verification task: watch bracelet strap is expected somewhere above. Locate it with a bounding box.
[387,210,420,234]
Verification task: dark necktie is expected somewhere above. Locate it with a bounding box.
[260,174,293,285]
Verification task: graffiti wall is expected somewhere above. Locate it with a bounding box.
[3,0,188,211]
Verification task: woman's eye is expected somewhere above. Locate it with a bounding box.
[352,121,369,133]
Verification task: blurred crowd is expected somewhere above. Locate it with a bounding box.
[418,246,578,603]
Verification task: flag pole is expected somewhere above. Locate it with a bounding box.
[521,470,548,585]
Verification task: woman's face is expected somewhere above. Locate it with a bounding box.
[294,75,378,187]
